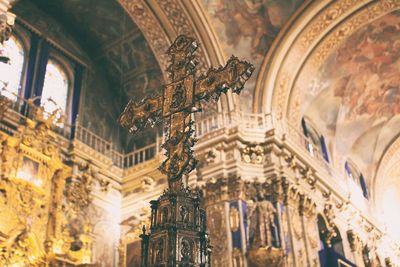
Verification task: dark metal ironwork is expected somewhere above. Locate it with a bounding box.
[119,35,254,267]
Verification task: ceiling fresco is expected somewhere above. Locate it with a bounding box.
[200,0,303,111]
[304,10,400,179]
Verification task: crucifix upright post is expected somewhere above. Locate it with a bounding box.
[119,35,254,267]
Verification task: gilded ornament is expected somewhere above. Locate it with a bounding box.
[241,144,264,164]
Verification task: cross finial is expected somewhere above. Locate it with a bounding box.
[119,35,254,191]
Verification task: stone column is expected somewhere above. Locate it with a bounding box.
[299,194,320,267]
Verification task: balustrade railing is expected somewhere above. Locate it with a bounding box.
[74,121,162,169]
[0,97,342,173]
[194,111,271,137]
[75,124,112,156]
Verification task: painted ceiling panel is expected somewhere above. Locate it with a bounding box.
[200,0,304,111]
[304,10,400,179]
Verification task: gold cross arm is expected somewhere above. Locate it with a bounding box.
[118,56,254,134]
[194,56,253,102]
[119,95,163,134]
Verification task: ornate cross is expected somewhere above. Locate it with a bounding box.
[119,35,254,191]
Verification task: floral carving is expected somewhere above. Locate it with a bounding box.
[65,165,93,212]
[241,144,264,164]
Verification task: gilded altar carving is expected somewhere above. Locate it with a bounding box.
[0,137,17,180]
[0,106,95,266]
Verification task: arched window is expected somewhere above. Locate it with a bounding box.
[345,161,369,199]
[0,35,25,101]
[344,161,357,181]
[359,174,369,199]
[317,215,350,265]
[41,59,69,116]
[301,118,330,162]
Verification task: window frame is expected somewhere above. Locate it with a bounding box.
[345,160,369,199]
[41,52,75,125]
[0,29,29,103]
[301,117,331,163]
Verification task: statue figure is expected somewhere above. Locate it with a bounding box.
[247,200,284,267]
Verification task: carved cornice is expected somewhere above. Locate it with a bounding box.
[203,175,244,204]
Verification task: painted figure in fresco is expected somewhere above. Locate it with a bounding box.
[326,11,400,122]
[212,0,302,58]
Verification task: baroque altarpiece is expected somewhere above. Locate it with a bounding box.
[0,98,95,266]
